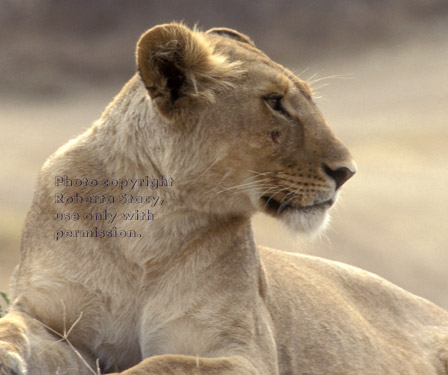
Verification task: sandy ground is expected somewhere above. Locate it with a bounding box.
[1,21,447,312]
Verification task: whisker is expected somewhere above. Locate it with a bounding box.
[260,187,288,209]
[256,186,279,199]
[314,95,329,103]
[311,83,330,91]
[202,157,222,175]
[306,72,318,82]
[257,184,283,197]
[308,73,353,86]
[277,185,304,213]
[224,184,273,196]
[215,178,272,195]
[296,67,310,78]
[247,170,276,177]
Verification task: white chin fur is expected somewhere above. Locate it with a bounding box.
[280,209,331,235]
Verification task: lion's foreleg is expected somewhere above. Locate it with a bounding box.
[110,354,260,375]
[0,310,94,375]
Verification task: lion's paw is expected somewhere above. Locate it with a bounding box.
[0,343,27,375]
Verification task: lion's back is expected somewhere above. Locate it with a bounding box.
[258,246,448,374]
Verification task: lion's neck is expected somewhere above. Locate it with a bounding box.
[95,75,167,178]
[93,76,259,277]
[120,209,255,268]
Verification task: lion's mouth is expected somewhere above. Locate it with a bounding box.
[260,196,334,215]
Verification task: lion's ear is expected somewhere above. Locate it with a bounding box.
[206,28,255,47]
[137,23,240,119]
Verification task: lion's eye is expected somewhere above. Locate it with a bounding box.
[265,96,289,116]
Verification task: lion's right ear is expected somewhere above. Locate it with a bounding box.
[136,23,241,119]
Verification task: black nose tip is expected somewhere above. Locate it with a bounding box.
[323,165,356,190]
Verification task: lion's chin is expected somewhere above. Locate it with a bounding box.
[280,208,331,234]
[259,196,333,234]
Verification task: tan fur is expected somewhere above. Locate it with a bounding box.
[1,23,447,375]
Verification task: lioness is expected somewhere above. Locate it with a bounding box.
[1,23,447,375]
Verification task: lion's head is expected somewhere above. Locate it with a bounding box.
[135,23,356,233]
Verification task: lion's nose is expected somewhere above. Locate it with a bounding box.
[323,163,357,190]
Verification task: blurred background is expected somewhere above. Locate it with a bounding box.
[1,0,447,312]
